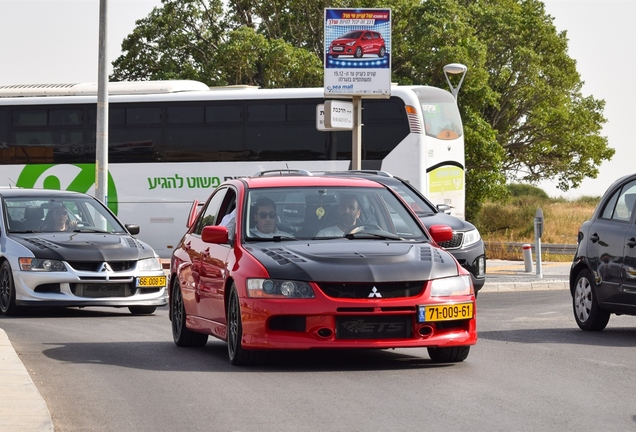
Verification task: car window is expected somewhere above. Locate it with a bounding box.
[601,180,636,222]
[387,183,436,215]
[193,188,229,235]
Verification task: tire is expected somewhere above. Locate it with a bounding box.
[427,346,470,363]
[354,47,363,58]
[378,46,386,57]
[573,268,610,331]
[0,261,19,316]
[171,278,208,347]
[128,306,157,315]
[227,284,259,365]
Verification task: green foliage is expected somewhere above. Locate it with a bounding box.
[473,200,538,237]
[575,195,602,206]
[507,183,549,199]
[111,0,613,215]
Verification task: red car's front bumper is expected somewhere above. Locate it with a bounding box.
[239,294,477,350]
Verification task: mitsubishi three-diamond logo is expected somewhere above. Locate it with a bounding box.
[368,287,382,298]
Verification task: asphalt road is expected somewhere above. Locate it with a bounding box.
[2,288,636,431]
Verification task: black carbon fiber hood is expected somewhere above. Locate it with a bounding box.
[11,232,156,262]
[245,241,459,282]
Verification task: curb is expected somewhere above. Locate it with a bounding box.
[0,329,53,432]
[480,280,569,293]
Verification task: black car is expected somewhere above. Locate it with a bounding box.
[570,173,636,330]
[318,171,486,292]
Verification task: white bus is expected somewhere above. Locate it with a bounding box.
[0,81,465,257]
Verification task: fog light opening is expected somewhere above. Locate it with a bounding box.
[317,328,333,338]
[418,325,434,337]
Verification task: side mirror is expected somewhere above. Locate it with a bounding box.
[428,224,453,244]
[202,225,229,244]
[436,204,452,215]
[125,224,140,235]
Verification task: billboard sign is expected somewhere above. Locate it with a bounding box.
[324,8,391,98]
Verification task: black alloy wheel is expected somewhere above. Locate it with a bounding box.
[227,284,259,366]
[0,261,19,316]
[171,278,208,347]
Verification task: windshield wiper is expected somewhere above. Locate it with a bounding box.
[344,232,402,240]
[71,228,110,233]
[246,235,297,242]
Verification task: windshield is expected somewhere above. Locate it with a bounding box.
[245,187,427,241]
[4,195,126,233]
[413,87,463,139]
[387,183,437,216]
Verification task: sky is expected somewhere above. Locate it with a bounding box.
[0,0,633,199]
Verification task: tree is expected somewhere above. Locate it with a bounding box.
[111,0,612,219]
[111,0,322,87]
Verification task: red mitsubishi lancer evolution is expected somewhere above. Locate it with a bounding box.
[169,171,476,365]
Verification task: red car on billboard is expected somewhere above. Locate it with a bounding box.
[329,30,386,58]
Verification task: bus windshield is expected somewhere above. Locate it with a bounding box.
[413,87,463,139]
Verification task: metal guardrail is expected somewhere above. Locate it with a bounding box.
[485,242,577,255]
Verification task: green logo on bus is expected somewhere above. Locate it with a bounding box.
[16,164,119,214]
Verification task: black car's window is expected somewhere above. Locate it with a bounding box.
[387,183,436,215]
[601,180,636,222]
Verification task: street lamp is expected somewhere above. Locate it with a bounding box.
[443,63,468,101]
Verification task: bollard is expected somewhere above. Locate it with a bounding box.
[522,244,533,272]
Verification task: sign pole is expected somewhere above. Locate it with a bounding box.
[96,0,109,205]
[352,96,362,170]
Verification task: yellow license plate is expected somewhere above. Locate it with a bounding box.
[418,303,473,322]
[136,276,167,288]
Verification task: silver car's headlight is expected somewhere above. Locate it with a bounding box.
[137,257,162,271]
[247,278,315,298]
[19,258,67,272]
[462,229,481,247]
[429,275,472,296]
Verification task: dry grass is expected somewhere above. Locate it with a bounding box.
[473,197,598,261]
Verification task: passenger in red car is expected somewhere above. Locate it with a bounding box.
[250,197,291,238]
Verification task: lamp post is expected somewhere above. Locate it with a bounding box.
[443,63,468,101]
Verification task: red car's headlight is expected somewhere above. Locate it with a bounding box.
[247,278,315,298]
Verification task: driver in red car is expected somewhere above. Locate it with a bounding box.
[316,194,361,237]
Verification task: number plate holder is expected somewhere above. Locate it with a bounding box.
[417,303,473,323]
[136,276,167,288]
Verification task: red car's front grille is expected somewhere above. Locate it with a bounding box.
[318,282,424,299]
